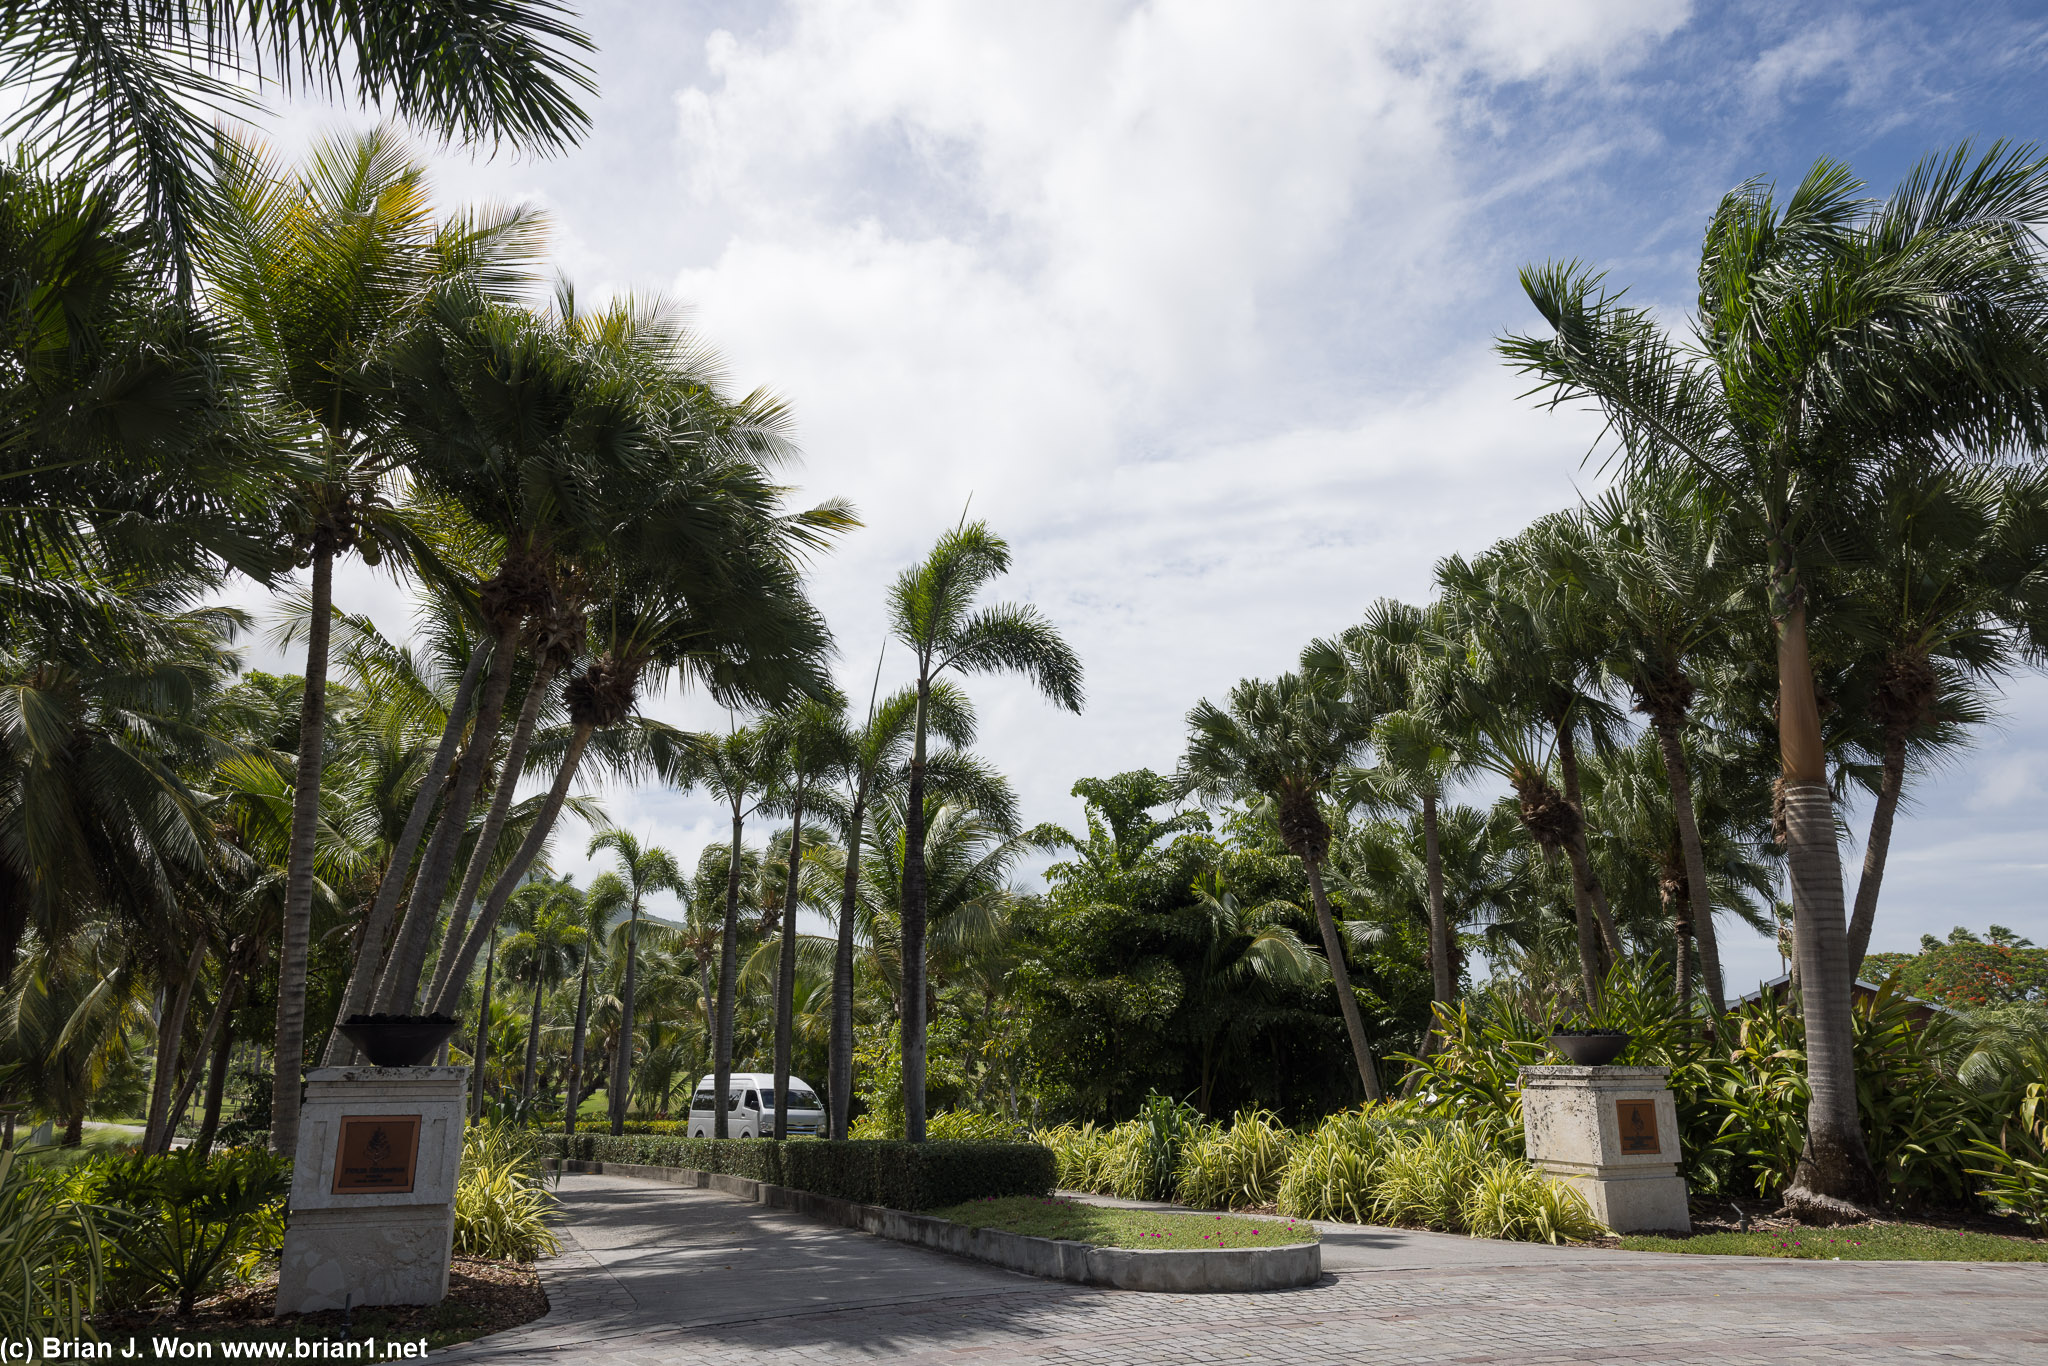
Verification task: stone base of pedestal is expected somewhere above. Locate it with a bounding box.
[1519,1064,1691,1234]
[276,1065,467,1314]
[276,1204,458,1311]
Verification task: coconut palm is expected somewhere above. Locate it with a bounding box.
[499,877,586,1101]
[583,832,683,1133]
[1501,143,2048,1207]
[2,0,594,287]
[1181,873,1328,1115]
[561,882,617,1132]
[1181,672,1384,1101]
[886,522,1082,1141]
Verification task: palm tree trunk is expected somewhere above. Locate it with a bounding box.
[1775,595,1878,1209]
[610,896,643,1136]
[900,685,932,1143]
[430,722,597,1017]
[1846,725,1907,977]
[1555,723,1616,1005]
[376,620,523,1013]
[1302,857,1384,1101]
[429,657,559,1008]
[1659,839,1694,1011]
[522,972,544,1101]
[564,963,591,1136]
[714,804,745,1140]
[1422,792,1452,1014]
[829,792,867,1141]
[272,547,334,1155]
[162,940,251,1153]
[324,647,487,1063]
[471,927,497,1120]
[147,938,208,1154]
[773,790,804,1140]
[1650,715,1727,1012]
[195,1017,234,1161]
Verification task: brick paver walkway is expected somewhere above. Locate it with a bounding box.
[438,1173,2048,1364]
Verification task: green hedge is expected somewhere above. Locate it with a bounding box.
[548,1133,1055,1210]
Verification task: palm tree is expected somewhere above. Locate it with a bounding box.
[1566,481,1742,1010]
[561,883,616,1133]
[205,128,543,1153]
[761,696,849,1139]
[1181,873,1327,1115]
[1832,464,2048,973]
[886,522,1082,1141]
[2,0,595,286]
[499,877,587,1102]
[688,724,781,1138]
[1500,144,2048,1209]
[584,832,684,1133]
[1181,672,1384,1101]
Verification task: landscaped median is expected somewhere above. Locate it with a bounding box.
[546,1133,1322,1291]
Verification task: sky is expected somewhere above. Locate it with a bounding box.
[235,0,2048,995]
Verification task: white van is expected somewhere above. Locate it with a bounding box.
[686,1072,827,1138]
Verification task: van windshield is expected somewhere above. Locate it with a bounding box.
[763,1087,820,1110]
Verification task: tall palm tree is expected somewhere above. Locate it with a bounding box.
[499,877,586,1101]
[1832,464,2048,973]
[761,696,848,1139]
[205,128,542,1152]
[1181,873,1327,1116]
[584,831,683,1133]
[561,881,616,1133]
[2,0,595,286]
[1566,481,1742,1010]
[886,522,1082,1140]
[688,724,781,1138]
[1181,672,1384,1101]
[1501,143,2048,1208]
[818,679,979,1138]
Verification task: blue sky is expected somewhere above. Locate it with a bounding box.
[250,0,2048,992]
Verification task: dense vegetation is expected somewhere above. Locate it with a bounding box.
[3,3,2048,1337]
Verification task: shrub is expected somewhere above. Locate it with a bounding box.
[848,1109,1027,1142]
[1175,1110,1295,1210]
[456,1124,561,1260]
[1370,1124,1494,1231]
[1458,1161,1606,1244]
[81,1146,290,1315]
[0,1148,101,1344]
[1052,1094,1205,1202]
[1032,1122,1110,1191]
[549,1133,1055,1210]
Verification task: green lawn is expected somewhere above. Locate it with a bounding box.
[1622,1223,2048,1262]
[928,1195,1317,1250]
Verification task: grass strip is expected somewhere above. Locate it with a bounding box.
[928,1195,1317,1250]
[1621,1223,2048,1262]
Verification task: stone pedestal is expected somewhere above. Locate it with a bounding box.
[276,1066,468,1314]
[1519,1065,1690,1233]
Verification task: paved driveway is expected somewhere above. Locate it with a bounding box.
[438,1173,2048,1364]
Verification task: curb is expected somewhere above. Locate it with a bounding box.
[552,1158,1320,1292]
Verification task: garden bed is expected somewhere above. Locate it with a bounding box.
[931,1195,1316,1250]
[99,1256,547,1360]
[1620,1217,2048,1262]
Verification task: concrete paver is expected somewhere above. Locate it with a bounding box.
[438,1172,2048,1365]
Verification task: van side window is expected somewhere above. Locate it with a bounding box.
[727,1090,741,1109]
[744,1090,761,1111]
[691,1090,715,1112]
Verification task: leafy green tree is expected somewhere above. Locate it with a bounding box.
[1501,144,2048,1208]
[1866,926,2048,1009]
[886,522,1082,1140]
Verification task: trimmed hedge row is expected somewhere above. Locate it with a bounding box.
[548,1133,1056,1210]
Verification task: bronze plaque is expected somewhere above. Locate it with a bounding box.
[1615,1099,1662,1155]
[331,1115,422,1193]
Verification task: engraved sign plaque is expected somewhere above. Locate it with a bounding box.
[1615,1098,1662,1155]
[331,1115,422,1193]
